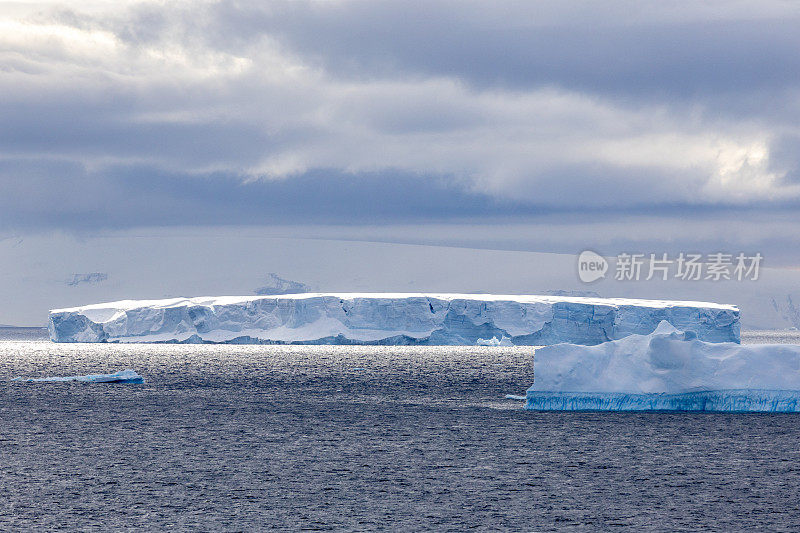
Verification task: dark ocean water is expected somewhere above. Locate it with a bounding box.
[2,328,800,531]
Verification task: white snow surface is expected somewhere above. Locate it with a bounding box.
[530,321,800,394]
[49,293,739,345]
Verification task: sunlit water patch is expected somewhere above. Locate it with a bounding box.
[1,330,800,530]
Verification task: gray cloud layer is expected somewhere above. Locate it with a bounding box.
[2,0,800,234]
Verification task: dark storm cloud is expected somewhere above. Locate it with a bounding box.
[210,1,800,100]
[0,159,521,230]
[5,156,797,233]
[2,0,800,233]
[768,134,800,184]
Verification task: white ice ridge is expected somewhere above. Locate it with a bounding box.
[12,369,144,384]
[526,321,800,412]
[48,293,739,345]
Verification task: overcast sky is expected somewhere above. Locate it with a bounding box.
[3,1,800,262]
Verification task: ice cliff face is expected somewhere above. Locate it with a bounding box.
[526,321,800,412]
[49,293,739,345]
[525,390,800,412]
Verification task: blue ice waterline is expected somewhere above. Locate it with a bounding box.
[525,390,800,412]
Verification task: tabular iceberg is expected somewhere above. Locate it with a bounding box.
[526,321,800,412]
[49,293,739,345]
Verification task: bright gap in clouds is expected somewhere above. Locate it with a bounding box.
[2,0,800,214]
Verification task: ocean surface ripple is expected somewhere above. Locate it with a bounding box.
[1,328,799,531]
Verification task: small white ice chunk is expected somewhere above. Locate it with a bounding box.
[476,336,514,346]
[12,369,144,384]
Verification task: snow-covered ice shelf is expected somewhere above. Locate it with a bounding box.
[526,321,800,412]
[48,293,739,345]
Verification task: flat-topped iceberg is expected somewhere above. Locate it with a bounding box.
[526,321,800,412]
[49,293,738,345]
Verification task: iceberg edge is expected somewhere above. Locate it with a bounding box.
[525,390,800,412]
[48,293,739,345]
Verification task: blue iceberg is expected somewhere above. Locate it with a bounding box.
[526,321,800,412]
[526,390,800,412]
[47,293,739,345]
[12,369,144,384]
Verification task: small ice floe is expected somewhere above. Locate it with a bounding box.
[12,369,144,384]
[476,336,514,346]
[504,394,527,400]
